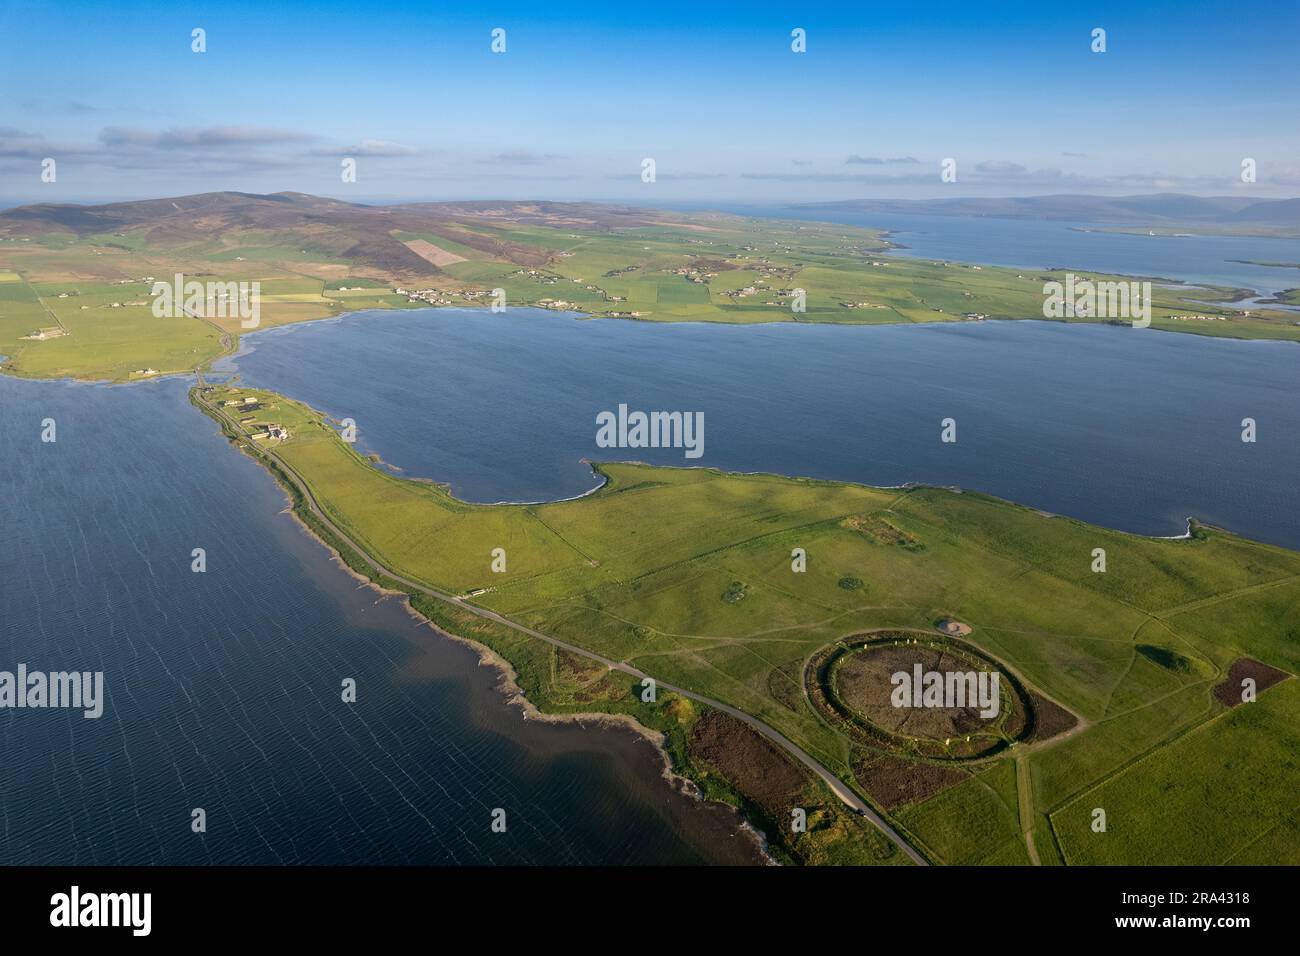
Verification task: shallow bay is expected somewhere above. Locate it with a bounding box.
[226,310,1300,551]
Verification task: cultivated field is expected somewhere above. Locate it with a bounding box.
[4,193,1297,381]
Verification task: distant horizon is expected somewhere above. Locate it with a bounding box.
[4,189,1300,212]
[3,1,1297,204]
[6,0,1300,894]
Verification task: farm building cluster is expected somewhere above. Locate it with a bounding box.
[218,394,291,442]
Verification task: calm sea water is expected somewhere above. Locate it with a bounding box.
[0,375,763,865]
[226,309,1300,550]
[7,221,1300,866]
[705,205,1300,296]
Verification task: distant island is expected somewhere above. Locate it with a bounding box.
[1226,259,1300,269]
[796,193,1300,238]
[1,192,1297,383]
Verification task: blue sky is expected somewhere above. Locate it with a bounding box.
[2,0,1298,202]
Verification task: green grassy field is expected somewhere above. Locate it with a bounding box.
[0,276,224,380]
[196,383,1300,865]
[5,200,1299,382]
[1052,680,1300,864]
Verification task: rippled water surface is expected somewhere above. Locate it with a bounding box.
[0,375,763,865]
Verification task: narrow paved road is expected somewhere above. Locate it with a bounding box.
[29,280,69,333]
[182,305,234,358]
[195,387,930,866]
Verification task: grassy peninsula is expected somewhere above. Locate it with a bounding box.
[195,382,1300,866]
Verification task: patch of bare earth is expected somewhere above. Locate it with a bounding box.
[689,710,807,815]
[852,750,966,810]
[1213,658,1289,707]
[690,257,738,272]
[403,239,466,267]
[936,618,973,637]
[841,513,924,550]
[836,644,999,742]
[1026,691,1079,742]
